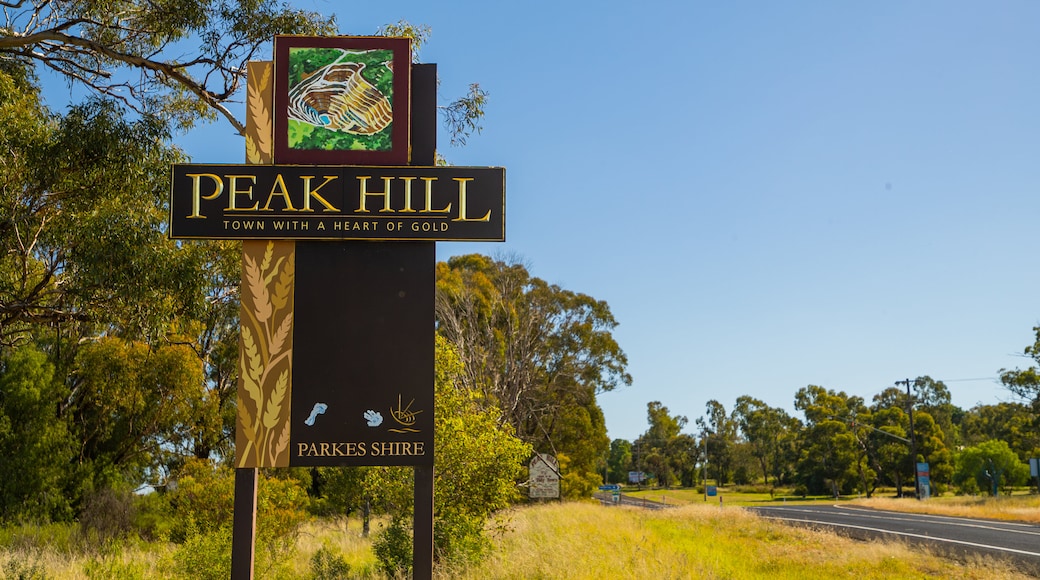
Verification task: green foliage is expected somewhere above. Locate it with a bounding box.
[0,65,243,518]
[732,396,800,486]
[133,459,308,577]
[607,439,633,484]
[163,459,308,545]
[372,517,412,578]
[696,400,738,485]
[0,92,196,344]
[442,84,489,147]
[77,487,135,545]
[377,21,432,61]
[794,386,871,496]
[1,0,336,132]
[960,401,1037,460]
[72,338,205,486]
[437,255,627,499]
[0,346,75,523]
[552,401,610,496]
[911,411,954,493]
[1,558,47,580]
[83,551,151,580]
[998,327,1040,456]
[430,337,529,562]
[168,524,232,580]
[635,402,693,488]
[0,523,77,555]
[309,544,352,580]
[953,440,1029,496]
[308,467,370,517]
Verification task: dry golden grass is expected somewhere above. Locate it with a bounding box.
[0,541,169,579]
[439,502,1033,580]
[3,503,1034,578]
[288,516,384,576]
[852,495,1040,524]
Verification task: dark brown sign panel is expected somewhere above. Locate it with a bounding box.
[289,242,434,467]
[169,164,505,241]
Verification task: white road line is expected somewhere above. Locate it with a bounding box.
[838,506,1040,529]
[760,516,1040,558]
[757,507,1040,537]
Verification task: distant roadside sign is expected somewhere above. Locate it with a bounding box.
[706,485,717,497]
[529,453,560,499]
[599,484,621,491]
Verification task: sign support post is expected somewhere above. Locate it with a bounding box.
[410,62,437,579]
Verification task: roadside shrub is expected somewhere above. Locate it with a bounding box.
[78,487,134,545]
[84,551,150,580]
[0,523,76,554]
[135,459,309,577]
[165,460,235,542]
[131,491,175,541]
[168,524,231,580]
[372,517,411,578]
[255,472,310,571]
[732,484,772,494]
[309,544,351,579]
[434,509,488,566]
[1,558,47,580]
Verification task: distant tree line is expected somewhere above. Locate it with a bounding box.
[609,369,1040,497]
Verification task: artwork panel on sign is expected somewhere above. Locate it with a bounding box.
[274,36,410,165]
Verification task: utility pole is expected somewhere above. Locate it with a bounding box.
[895,378,919,500]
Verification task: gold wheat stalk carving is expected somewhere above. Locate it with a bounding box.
[238,240,294,467]
[246,63,273,163]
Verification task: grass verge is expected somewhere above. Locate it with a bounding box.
[443,501,1029,579]
[1,502,1033,578]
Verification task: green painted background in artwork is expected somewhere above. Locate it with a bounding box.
[287,47,394,152]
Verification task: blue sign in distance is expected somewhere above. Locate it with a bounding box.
[598,484,621,491]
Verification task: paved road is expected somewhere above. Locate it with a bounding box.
[593,492,672,510]
[750,504,1040,575]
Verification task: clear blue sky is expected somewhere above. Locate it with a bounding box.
[162,1,1040,441]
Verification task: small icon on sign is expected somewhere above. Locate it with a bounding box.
[304,403,328,426]
[389,395,423,433]
[364,410,383,427]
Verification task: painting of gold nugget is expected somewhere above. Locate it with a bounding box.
[274,36,411,165]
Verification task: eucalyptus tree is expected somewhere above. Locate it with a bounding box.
[954,440,1029,496]
[865,403,912,496]
[436,254,630,496]
[732,396,800,485]
[695,399,736,485]
[961,402,1037,460]
[634,401,686,487]
[0,0,335,133]
[606,438,633,484]
[999,327,1040,454]
[794,385,875,496]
